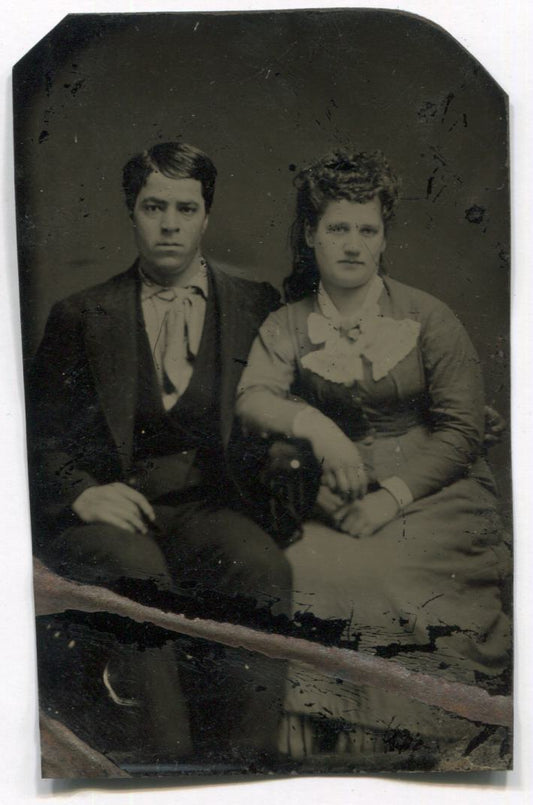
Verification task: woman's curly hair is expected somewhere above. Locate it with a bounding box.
[284,149,400,301]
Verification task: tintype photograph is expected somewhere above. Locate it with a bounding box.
[13,8,512,779]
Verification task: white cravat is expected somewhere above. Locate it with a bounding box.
[140,263,208,409]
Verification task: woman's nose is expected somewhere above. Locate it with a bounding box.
[344,230,362,253]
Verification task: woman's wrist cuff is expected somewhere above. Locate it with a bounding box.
[379,476,413,509]
[292,405,334,440]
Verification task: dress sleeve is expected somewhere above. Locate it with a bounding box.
[380,299,486,502]
[236,306,308,436]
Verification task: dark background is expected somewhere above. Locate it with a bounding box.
[13,9,511,513]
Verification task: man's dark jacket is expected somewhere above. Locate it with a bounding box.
[28,262,280,538]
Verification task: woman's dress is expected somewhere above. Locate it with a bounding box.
[237,275,511,760]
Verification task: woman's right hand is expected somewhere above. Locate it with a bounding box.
[313,433,368,498]
[293,405,368,498]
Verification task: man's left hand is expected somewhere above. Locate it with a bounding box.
[483,404,506,448]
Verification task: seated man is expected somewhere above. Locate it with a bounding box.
[28,141,291,769]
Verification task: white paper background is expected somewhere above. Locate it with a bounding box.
[1,1,531,802]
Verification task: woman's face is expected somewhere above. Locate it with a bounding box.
[306,196,386,293]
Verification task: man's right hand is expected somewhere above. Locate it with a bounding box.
[72,483,156,533]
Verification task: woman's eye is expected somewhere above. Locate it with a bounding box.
[360,227,378,236]
[143,204,161,214]
[328,224,348,233]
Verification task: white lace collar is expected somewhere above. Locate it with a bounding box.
[316,274,384,328]
[301,276,420,385]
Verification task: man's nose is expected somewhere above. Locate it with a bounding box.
[161,209,180,231]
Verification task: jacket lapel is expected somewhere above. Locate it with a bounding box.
[210,267,257,448]
[83,263,270,467]
[83,265,141,473]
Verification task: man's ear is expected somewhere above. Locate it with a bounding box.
[380,236,387,255]
[202,215,209,235]
[304,222,315,248]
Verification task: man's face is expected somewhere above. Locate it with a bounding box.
[132,172,209,285]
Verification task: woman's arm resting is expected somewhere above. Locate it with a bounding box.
[237,309,367,498]
[380,301,486,502]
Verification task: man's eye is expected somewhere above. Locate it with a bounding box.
[180,206,197,216]
[144,204,162,214]
[360,227,378,236]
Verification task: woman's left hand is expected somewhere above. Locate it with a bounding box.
[316,483,346,517]
[333,489,399,538]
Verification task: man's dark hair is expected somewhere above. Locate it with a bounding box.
[122,141,217,213]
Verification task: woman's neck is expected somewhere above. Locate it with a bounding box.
[321,277,376,317]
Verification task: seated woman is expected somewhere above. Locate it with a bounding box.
[236,149,511,763]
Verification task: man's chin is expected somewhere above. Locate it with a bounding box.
[143,260,188,283]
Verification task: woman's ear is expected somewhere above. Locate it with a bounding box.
[304,222,315,248]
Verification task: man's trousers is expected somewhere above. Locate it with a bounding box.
[40,499,292,764]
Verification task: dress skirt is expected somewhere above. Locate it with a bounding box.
[279,426,511,756]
